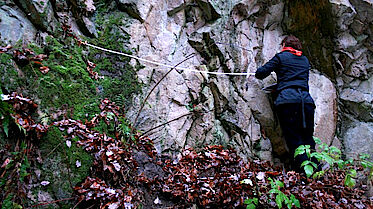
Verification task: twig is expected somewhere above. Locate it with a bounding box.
[44,140,64,159]
[30,197,76,208]
[72,197,84,209]
[140,112,194,138]
[86,204,95,209]
[132,53,195,133]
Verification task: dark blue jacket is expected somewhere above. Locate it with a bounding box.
[255,51,315,106]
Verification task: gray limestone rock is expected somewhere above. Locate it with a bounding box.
[343,122,373,161]
[116,0,144,23]
[0,6,37,44]
[14,0,59,33]
[340,76,373,122]
[309,70,338,146]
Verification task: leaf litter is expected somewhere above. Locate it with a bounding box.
[0,93,372,208]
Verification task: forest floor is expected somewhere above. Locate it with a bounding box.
[0,93,372,209]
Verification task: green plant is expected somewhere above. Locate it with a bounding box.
[294,145,316,177]
[117,116,136,143]
[295,137,342,178]
[359,153,373,185]
[242,177,300,209]
[0,90,13,137]
[0,141,30,208]
[2,194,22,209]
[344,169,357,188]
[244,197,258,209]
[295,137,373,188]
[268,177,300,209]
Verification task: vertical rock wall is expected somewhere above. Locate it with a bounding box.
[331,0,373,161]
[123,0,284,161]
[123,0,339,162]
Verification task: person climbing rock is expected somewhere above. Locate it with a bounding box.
[255,35,316,173]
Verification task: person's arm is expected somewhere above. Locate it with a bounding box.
[255,55,280,79]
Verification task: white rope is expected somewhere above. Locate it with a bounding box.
[84,42,256,76]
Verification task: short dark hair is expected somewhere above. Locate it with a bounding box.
[281,35,302,50]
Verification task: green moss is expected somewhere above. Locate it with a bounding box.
[41,127,93,176]
[1,5,141,121]
[283,0,336,80]
[0,53,18,91]
[85,10,142,109]
[37,127,92,208]
[1,2,142,207]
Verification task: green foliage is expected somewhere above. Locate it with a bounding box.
[117,116,136,143]
[0,141,30,208]
[294,145,311,159]
[33,126,92,208]
[268,177,300,209]
[41,126,93,183]
[0,11,141,121]
[0,53,18,92]
[93,11,131,52]
[0,37,100,123]
[360,154,373,170]
[0,2,141,207]
[344,169,357,188]
[295,137,342,178]
[243,178,300,209]
[86,10,142,109]
[0,90,13,137]
[8,141,29,182]
[2,194,22,209]
[295,137,373,188]
[37,36,96,111]
[19,141,30,182]
[244,197,258,209]
[359,153,373,183]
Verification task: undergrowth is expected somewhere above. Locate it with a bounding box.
[0,91,372,208]
[295,137,373,188]
[0,2,142,207]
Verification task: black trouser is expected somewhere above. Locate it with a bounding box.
[276,103,316,172]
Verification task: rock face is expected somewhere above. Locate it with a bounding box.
[0,5,37,44]
[124,0,339,162]
[309,70,338,147]
[124,0,287,161]
[343,122,373,160]
[283,0,336,79]
[0,0,371,161]
[14,0,59,33]
[331,0,373,161]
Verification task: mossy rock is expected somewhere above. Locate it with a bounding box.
[0,35,141,121]
[0,2,142,207]
[35,126,93,208]
[283,0,336,80]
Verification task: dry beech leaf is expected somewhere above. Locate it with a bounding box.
[66,140,72,148]
[40,181,50,186]
[1,158,11,168]
[39,66,50,74]
[76,160,81,168]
